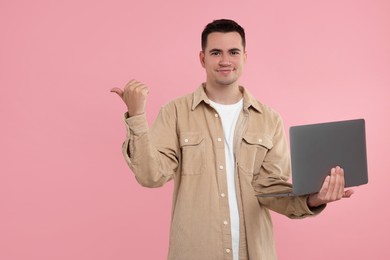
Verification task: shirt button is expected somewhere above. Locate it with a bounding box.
[219,165,224,170]
[184,138,189,143]
[258,138,262,143]
[215,113,219,118]
[226,249,231,253]
[217,137,222,142]
[221,193,225,197]
[223,220,228,225]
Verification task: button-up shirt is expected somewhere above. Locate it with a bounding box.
[122,84,324,260]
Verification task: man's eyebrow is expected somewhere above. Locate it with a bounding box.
[208,48,242,53]
[209,48,222,53]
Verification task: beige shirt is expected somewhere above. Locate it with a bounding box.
[122,84,324,260]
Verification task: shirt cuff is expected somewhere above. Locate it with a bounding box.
[124,112,148,135]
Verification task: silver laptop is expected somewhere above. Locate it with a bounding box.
[257,119,368,197]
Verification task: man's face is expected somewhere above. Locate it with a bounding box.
[200,32,247,88]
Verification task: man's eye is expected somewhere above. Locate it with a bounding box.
[231,51,239,55]
[211,52,221,56]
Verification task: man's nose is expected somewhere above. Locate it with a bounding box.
[219,54,231,65]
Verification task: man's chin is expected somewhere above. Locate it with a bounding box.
[216,79,237,86]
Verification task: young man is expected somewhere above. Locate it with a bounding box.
[111,19,353,260]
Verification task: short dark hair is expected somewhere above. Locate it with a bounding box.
[201,19,246,51]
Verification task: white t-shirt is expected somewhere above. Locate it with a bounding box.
[209,98,243,260]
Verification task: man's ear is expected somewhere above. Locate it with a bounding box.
[199,51,206,68]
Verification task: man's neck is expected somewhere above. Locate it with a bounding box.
[204,83,242,105]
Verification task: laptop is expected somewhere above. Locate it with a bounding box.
[257,119,368,197]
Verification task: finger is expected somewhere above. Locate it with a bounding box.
[125,80,146,90]
[143,86,150,95]
[125,82,148,95]
[110,87,124,98]
[125,79,138,87]
[337,167,345,199]
[140,85,149,95]
[132,84,149,96]
[124,80,137,91]
[325,168,337,201]
[343,189,354,198]
[331,166,344,201]
[318,175,330,200]
[329,167,340,200]
[330,170,342,201]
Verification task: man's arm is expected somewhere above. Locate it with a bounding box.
[253,115,354,218]
[111,80,178,187]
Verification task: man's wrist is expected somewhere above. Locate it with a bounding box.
[307,194,325,209]
[307,194,317,208]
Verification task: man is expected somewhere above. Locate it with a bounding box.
[111,19,353,260]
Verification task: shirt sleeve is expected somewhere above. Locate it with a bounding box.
[252,115,326,218]
[122,104,179,188]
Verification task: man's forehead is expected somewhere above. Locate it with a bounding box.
[205,32,244,50]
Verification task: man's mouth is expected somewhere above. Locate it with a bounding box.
[217,68,235,74]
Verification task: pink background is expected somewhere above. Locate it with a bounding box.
[1,0,389,259]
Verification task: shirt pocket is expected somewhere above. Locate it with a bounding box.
[239,133,273,175]
[179,132,206,175]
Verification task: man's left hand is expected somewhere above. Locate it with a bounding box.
[307,166,354,208]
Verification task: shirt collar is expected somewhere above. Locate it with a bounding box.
[192,83,263,113]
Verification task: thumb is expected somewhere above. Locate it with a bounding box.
[110,87,124,98]
[342,189,354,198]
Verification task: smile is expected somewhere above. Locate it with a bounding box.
[216,68,235,74]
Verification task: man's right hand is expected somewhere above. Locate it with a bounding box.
[111,79,149,117]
